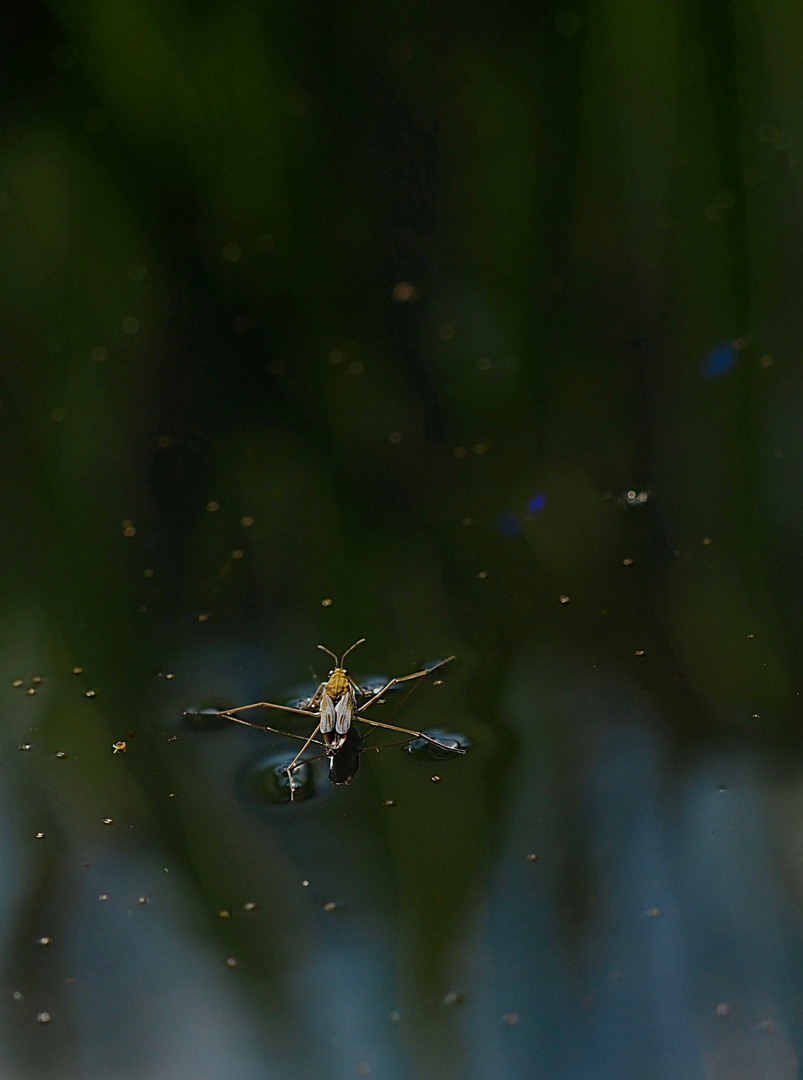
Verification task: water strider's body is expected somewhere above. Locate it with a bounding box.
[304,640,365,753]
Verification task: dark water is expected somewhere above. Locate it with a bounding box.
[2,3,803,1078]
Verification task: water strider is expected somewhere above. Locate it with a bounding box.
[202,641,464,798]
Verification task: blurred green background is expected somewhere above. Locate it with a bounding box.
[2,1,803,1077]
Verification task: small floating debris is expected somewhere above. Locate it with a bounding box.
[392,282,417,302]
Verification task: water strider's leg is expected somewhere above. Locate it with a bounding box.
[355,714,465,754]
[208,699,321,722]
[283,722,324,801]
[221,712,325,747]
[358,656,455,712]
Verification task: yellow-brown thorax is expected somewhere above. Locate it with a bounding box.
[325,667,351,700]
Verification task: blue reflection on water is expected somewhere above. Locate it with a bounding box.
[464,651,803,1080]
[703,342,737,378]
[9,638,803,1080]
[527,493,547,513]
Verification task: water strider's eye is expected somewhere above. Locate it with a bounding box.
[344,669,349,676]
[328,670,334,676]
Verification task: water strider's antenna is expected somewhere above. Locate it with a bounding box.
[317,639,366,667]
[340,638,366,665]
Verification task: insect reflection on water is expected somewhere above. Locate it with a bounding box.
[205,641,464,800]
